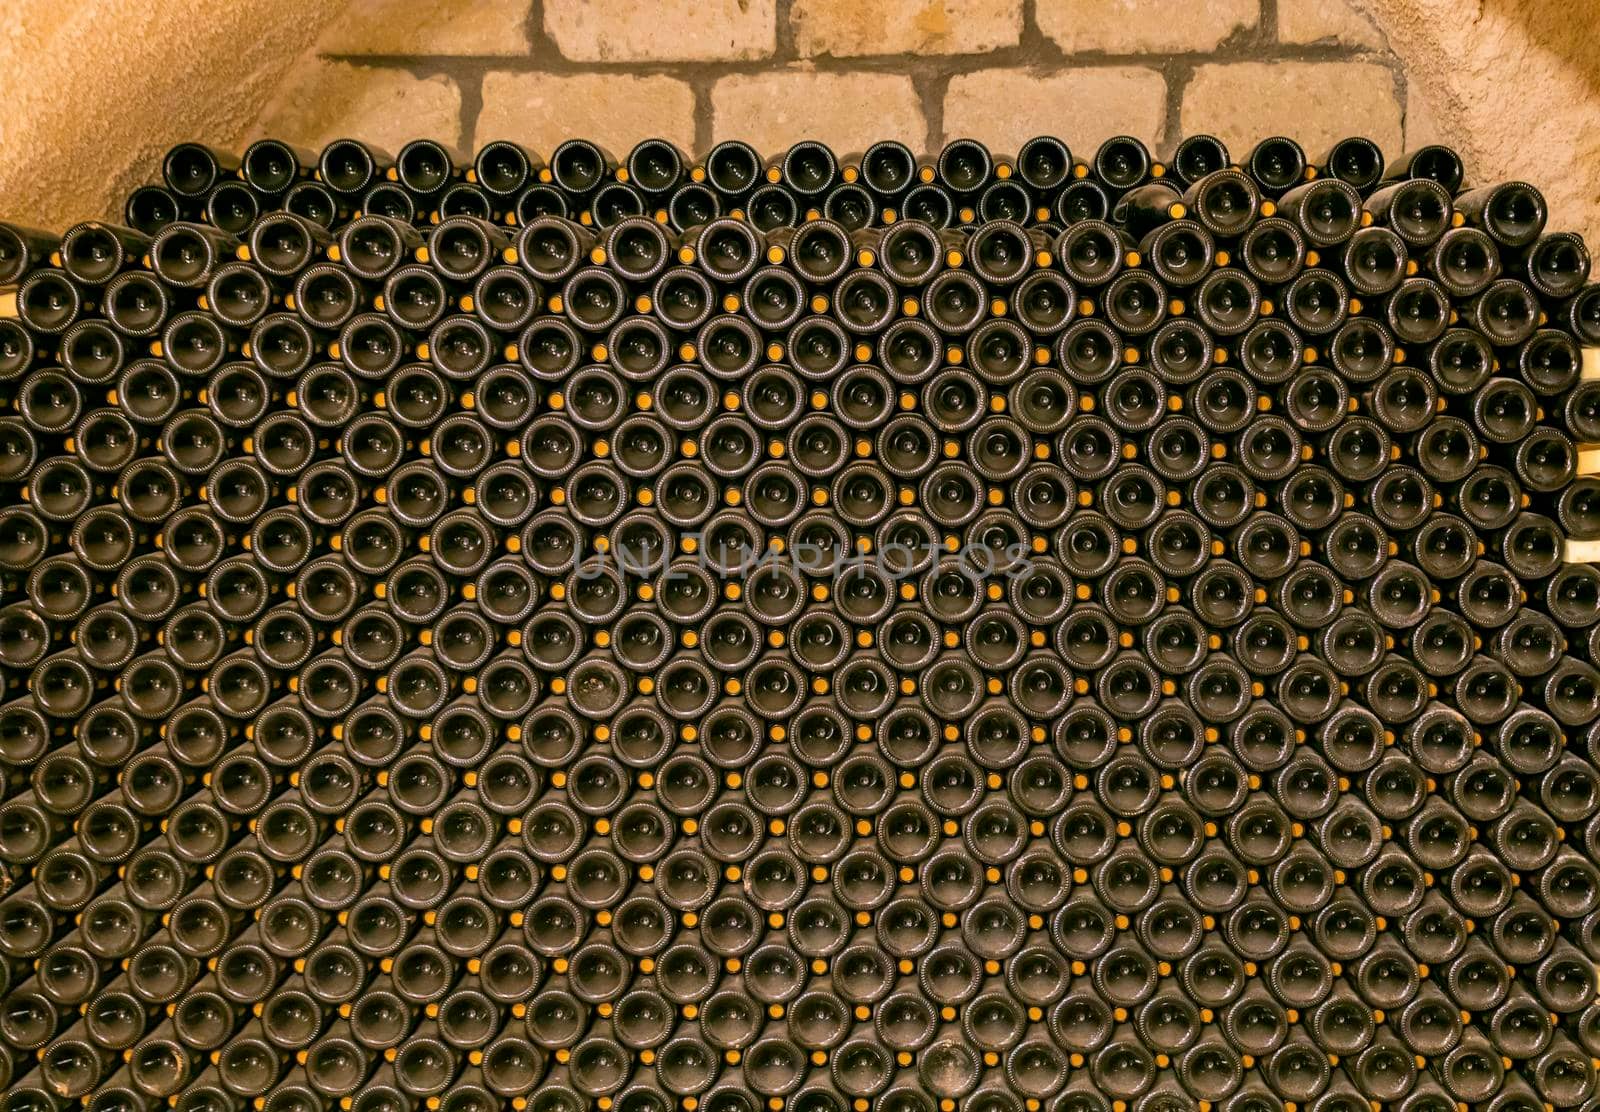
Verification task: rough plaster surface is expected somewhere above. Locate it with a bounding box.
[1352,0,1600,245]
[0,0,351,229]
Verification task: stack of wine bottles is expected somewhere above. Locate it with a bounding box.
[0,130,1597,1112]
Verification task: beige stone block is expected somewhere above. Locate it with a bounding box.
[942,67,1167,156]
[477,72,696,155]
[1180,61,1403,159]
[545,0,775,61]
[711,70,923,156]
[318,0,532,56]
[1277,0,1385,48]
[1036,0,1257,54]
[792,0,1021,57]
[255,59,463,153]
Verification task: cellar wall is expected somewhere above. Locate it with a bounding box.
[0,0,1597,241]
[0,0,347,232]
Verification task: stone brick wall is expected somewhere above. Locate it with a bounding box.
[254,0,1414,174]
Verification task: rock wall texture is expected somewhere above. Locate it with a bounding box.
[0,0,1595,243]
[0,0,350,230]
[1351,0,1600,247]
